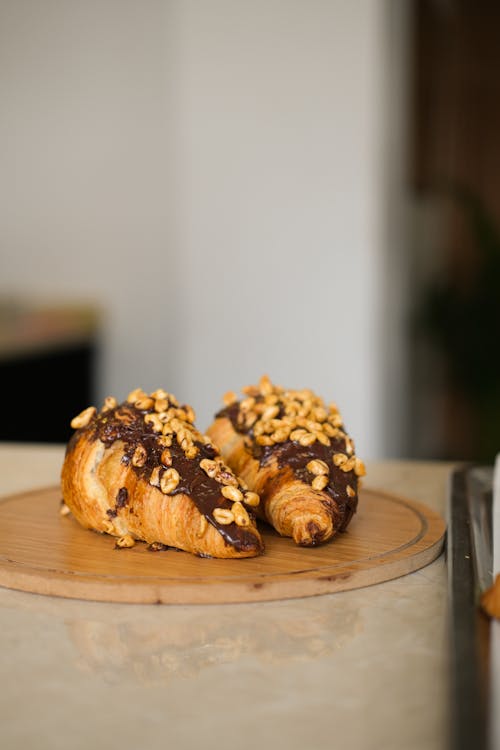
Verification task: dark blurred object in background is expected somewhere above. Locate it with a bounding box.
[414,190,500,462]
[409,0,500,462]
[0,302,99,443]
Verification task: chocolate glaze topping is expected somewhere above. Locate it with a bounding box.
[116,487,129,510]
[217,397,359,532]
[68,400,261,554]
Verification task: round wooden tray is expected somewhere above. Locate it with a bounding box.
[0,486,446,604]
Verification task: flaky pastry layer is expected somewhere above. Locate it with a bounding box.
[61,389,263,558]
[207,376,365,547]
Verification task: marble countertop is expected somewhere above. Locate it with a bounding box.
[0,444,453,750]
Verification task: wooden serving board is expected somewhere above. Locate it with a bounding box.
[0,486,446,604]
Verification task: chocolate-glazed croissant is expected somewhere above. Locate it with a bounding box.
[206,376,365,547]
[61,388,263,558]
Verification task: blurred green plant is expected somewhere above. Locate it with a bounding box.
[417,187,500,461]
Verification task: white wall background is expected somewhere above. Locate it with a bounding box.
[0,0,410,459]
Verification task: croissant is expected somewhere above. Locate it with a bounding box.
[206,376,365,547]
[61,388,263,558]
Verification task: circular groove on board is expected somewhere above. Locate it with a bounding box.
[0,486,446,603]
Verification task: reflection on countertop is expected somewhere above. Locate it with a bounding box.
[68,602,362,684]
[1,588,363,685]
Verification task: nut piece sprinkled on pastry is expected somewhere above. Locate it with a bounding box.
[61,388,263,558]
[207,375,365,547]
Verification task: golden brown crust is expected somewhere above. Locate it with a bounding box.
[207,376,365,547]
[207,416,338,545]
[61,389,263,559]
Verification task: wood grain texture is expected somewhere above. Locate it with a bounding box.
[0,486,446,604]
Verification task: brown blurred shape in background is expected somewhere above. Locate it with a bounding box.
[411,0,500,461]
